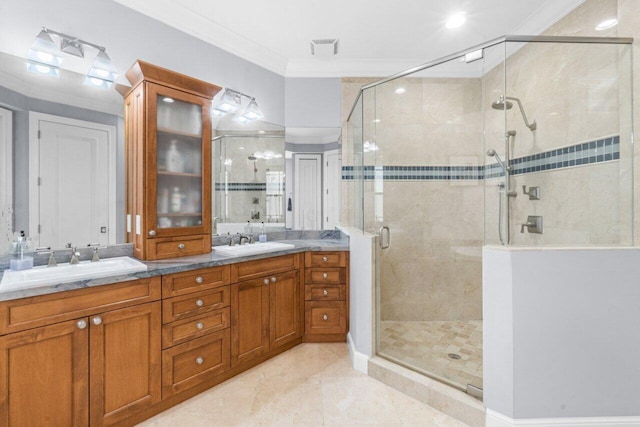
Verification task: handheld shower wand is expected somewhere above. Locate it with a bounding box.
[486,149,507,172]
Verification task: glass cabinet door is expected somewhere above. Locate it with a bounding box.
[149,84,211,237]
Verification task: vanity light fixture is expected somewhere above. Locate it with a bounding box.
[595,18,618,31]
[213,88,264,123]
[26,27,118,88]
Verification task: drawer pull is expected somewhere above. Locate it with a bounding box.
[195,299,204,307]
[195,276,204,284]
[196,322,204,330]
[323,314,328,321]
[323,273,328,279]
[322,256,328,262]
[149,230,156,236]
[271,276,277,283]
[91,316,102,326]
[323,289,328,296]
[178,243,186,250]
[195,356,204,365]
[263,278,270,285]
[76,319,88,330]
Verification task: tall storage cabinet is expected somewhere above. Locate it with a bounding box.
[121,61,222,260]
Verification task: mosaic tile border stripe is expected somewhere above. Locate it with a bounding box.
[342,136,620,181]
[215,183,266,191]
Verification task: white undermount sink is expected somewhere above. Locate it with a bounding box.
[213,242,295,257]
[0,256,148,293]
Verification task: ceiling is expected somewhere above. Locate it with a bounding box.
[113,0,585,77]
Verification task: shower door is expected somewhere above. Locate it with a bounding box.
[368,52,492,393]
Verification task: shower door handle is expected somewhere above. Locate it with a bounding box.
[379,226,390,249]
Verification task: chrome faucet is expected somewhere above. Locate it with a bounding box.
[70,247,80,265]
[228,232,236,246]
[239,234,250,246]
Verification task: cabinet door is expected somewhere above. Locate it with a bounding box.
[231,279,270,367]
[146,83,211,239]
[0,319,89,427]
[270,270,301,349]
[89,302,162,426]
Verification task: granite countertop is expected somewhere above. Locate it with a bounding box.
[0,238,349,302]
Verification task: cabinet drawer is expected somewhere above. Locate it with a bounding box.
[147,235,211,260]
[305,284,346,301]
[162,329,230,397]
[162,307,230,348]
[305,268,346,284]
[231,253,300,282]
[162,265,230,298]
[305,301,347,334]
[0,277,161,335]
[162,286,230,323]
[305,251,347,268]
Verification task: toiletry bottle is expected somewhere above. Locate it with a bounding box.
[259,222,267,242]
[170,187,183,213]
[245,221,253,236]
[166,140,184,173]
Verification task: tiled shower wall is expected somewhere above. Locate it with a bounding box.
[340,0,635,322]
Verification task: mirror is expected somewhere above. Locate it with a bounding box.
[0,49,342,256]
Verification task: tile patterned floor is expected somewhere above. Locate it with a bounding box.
[137,343,470,426]
[378,321,483,390]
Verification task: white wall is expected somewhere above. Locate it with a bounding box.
[285,78,342,128]
[484,247,640,421]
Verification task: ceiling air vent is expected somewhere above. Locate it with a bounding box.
[310,39,339,57]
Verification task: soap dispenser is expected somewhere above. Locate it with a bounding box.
[9,231,34,271]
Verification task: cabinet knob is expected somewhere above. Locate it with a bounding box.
[196,322,204,330]
[91,316,103,326]
[195,356,204,365]
[195,299,204,307]
[322,256,328,262]
[149,230,156,236]
[264,278,270,285]
[271,276,277,283]
[195,276,204,284]
[323,289,328,296]
[178,243,185,250]
[323,273,328,279]
[76,319,88,329]
[323,314,328,321]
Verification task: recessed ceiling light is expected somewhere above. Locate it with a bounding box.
[595,18,618,31]
[446,13,466,29]
[394,87,406,94]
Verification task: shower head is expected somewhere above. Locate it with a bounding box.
[247,155,257,161]
[491,95,537,131]
[491,98,513,110]
[487,148,507,172]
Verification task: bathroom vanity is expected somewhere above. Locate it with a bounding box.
[0,243,348,426]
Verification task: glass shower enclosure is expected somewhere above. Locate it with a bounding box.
[345,35,633,396]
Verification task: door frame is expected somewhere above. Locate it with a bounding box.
[28,112,117,246]
[293,153,322,230]
[0,107,12,247]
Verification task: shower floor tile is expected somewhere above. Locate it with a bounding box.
[379,320,483,390]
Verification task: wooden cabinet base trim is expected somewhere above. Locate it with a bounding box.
[302,333,347,343]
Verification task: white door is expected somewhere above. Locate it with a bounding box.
[294,153,322,230]
[30,113,115,249]
[0,107,12,251]
[323,150,341,230]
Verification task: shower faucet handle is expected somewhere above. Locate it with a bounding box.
[522,185,540,200]
[521,215,543,234]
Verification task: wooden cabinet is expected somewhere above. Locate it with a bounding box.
[303,251,349,342]
[0,319,88,427]
[160,266,232,397]
[121,61,222,260]
[0,279,162,427]
[231,254,303,366]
